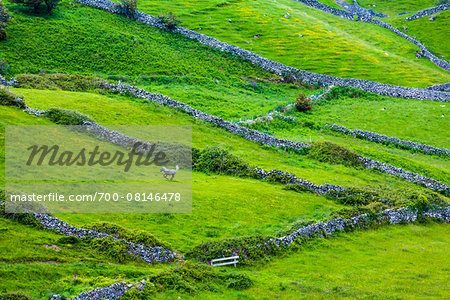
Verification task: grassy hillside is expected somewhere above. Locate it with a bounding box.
[135,0,450,86]
[0,217,167,298]
[391,10,450,59]
[232,223,450,299]
[0,2,309,119]
[356,0,450,59]
[0,0,448,298]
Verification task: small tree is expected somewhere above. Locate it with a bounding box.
[0,0,10,40]
[294,92,313,112]
[9,0,44,12]
[44,0,60,13]
[9,0,60,13]
[158,12,181,30]
[120,0,137,16]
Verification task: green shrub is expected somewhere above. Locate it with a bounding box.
[43,0,60,13]
[436,0,448,5]
[325,187,381,206]
[85,222,172,250]
[225,273,253,290]
[307,141,363,168]
[0,59,9,74]
[15,73,106,91]
[85,236,134,263]
[123,262,253,297]
[294,91,313,112]
[323,86,368,101]
[0,196,43,228]
[15,73,58,89]
[186,234,282,264]
[194,146,251,176]
[57,236,80,245]
[158,12,181,30]
[282,183,315,194]
[43,108,93,125]
[0,87,26,108]
[9,0,60,13]
[120,0,138,16]
[9,0,44,12]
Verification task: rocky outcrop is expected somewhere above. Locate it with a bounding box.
[73,0,450,102]
[326,124,450,156]
[404,4,450,21]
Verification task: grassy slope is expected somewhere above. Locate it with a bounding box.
[0,217,167,298]
[390,10,450,59]
[13,88,450,186]
[256,94,450,148]
[0,2,307,120]
[357,0,450,59]
[244,95,450,183]
[231,223,450,299]
[136,0,449,87]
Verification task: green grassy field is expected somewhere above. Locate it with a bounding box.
[3,88,445,250]
[0,0,449,298]
[356,0,450,59]
[231,223,450,299]
[0,217,169,298]
[1,1,449,88]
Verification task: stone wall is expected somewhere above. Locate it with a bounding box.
[326,123,450,156]
[336,0,387,18]
[73,0,450,102]
[0,75,17,87]
[359,156,448,194]
[34,212,176,263]
[269,206,450,247]
[427,82,450,92]
[403,4,450,21]
[51,280,146,300]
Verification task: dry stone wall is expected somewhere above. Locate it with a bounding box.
[269,206,450,247]
[404,4,450,21]
[34,212,176,263]
[326,124,450,156]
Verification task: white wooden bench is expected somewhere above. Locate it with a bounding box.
[211,255,239,267]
